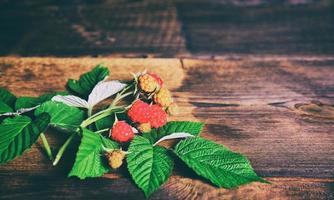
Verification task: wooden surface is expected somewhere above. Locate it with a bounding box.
[0,57,333,199]
[0,0,333,57]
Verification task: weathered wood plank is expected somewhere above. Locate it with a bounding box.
[0,1,187,56]
[0,175,332,200]
[0,57,333,199]
[1,1,334,56]
[179,58,334,178]
[177,1,334,55]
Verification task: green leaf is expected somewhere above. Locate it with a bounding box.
[127,136,174,197]
[15,97,39,110]
[68,128,119,179]
[0,101,13,114]
[35,101,85,130]
[15,91,68,110]
[0,88,16,108]
[174,137,266,189]
[0,113,50,163]
[67,65,109,99]
[95,115,114,131]
[143,121,204,144]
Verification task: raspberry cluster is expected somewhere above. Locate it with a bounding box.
[128,100,168,130]
[109,72,178,168]
[110,72,177,136]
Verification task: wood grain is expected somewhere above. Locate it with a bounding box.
[0,175,333,200]
[0,0,187,57]
[0,57,333,199]
[177,0,334,55]
[179,58,334,178]
[1,0,333,57]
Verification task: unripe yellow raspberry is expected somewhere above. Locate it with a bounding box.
[167,103,179,116]
[138,74,159,93]
[106,150,126,169]
[138,122,151,133]
[154,88,173,107]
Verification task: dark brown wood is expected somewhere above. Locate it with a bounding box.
[0,0,333,57]
[0,57,333,199]
[0,175,333,200]
[177,1,334,55]
[0,0,187,57]
[179,58,334,178]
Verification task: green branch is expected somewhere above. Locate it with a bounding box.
[40,133,53,161]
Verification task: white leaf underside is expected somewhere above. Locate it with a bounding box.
[52,80,127,108]
[52,95,89,108]
[88,81,127,106]
[153,132,194,146]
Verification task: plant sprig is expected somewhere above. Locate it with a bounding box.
[0,65,267,198]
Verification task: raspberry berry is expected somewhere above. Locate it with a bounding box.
[148,73,163,88]
[106,150,126,169]
[127,100,150,123]
[138,73,162,93]
[138,122,151,133]
[154,88,173,107]
[167,103,179,116]
[111,121,134,142]
[149,105,167,128]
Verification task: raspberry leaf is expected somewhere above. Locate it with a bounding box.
[53,81,127,109]
[35,101,85,131]
[143,121,204,144]
[95,115,114,130]
[0,101,13,114]
[0,88,16,108]
[87,81,127,106]
[15,91,68,110]
[153,132,194,146]
[68,128,118,179]
[174,137,267,188]
[67,65,109,99]
[0,113,50,164]
[127,136,173,197]
[52,95,90,108]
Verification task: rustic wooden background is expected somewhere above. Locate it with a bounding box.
[0,57,333,199]
[0,0,333,57]
[0,0,334,199]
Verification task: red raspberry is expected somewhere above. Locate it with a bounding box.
[127,100,150,123]
[148,73,163,88]
[149,105,167,128]
[111,121,134,142]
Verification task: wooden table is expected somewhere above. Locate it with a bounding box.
[1,1,333,57]
[0,57,333,199]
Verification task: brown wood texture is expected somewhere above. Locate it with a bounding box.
[0,0,333,57]
[0,57,333,199]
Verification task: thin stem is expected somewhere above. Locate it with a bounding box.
[95,128,110,134]
[51,106,125,166]
[80,106,124,128]
[87,107,94,130]
[53,133,75,166]
[88,107,93,117]
[40,133,53,161]
[111,92,133,107]
[109,81,135,107]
